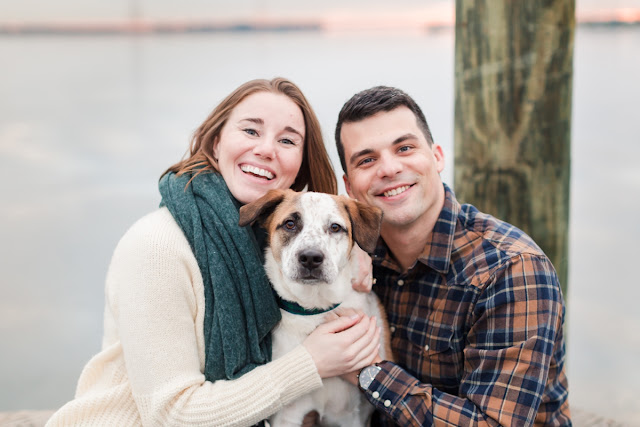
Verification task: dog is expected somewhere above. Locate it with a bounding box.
[239,189,392,427]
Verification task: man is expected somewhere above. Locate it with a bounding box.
[336,86,570,426]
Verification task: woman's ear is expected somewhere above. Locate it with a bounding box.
[212,136,220,162]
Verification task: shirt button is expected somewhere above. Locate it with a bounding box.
[389,326,396,333]
[384,400,391,407]
[372,391,380,399]
[424,344,430,352]
[397,279,404,286]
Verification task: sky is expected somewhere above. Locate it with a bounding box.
[1,0,640,25]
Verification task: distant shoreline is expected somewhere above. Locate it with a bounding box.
[1,20,638,36]
[0,22,323,35]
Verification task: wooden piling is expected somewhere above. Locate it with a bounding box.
[453,0,575,296]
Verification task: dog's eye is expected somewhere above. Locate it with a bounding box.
[284,220,296,231]
[330,223,343,233]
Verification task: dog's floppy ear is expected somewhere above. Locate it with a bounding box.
[343,198,383,254]
[238,189,288,227]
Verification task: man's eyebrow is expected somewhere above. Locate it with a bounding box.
[349,148,374,166]
[392,133,418,145]
[348,133,418,165]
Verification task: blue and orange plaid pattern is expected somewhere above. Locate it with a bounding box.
[366,184,570,426]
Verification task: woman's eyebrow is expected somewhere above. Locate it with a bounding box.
[239,119,303,139]
[239,117,263,125]
[284,126,304,139]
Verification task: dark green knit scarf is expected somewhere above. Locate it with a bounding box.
[159,171,281,381]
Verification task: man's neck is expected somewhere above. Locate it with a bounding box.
[380,227,429,272]
[379,193,445,273]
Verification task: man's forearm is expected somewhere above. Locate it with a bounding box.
[363,361,539,426]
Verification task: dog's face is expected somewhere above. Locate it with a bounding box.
[239,190,382,308]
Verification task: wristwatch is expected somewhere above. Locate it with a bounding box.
[358,364,382,390]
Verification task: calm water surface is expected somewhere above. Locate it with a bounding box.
[1,27,639,424]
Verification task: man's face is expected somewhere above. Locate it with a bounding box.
[341,106,445,232]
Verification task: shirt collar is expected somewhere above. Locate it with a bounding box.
[372,183,459,275]
[417,183,459,274]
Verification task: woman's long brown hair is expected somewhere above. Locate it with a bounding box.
[163,78,337,195]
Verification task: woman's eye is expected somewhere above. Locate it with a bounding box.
[330,223,343,233]
[244,128,258,136]
[284,220,296,231]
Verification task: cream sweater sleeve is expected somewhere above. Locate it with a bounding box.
[107,208,322,426]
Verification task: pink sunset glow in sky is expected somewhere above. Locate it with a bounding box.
[0,0,639,26]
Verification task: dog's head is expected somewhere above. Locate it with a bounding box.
[239,189,382,308]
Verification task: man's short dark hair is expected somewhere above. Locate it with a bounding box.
[335,86,434,174]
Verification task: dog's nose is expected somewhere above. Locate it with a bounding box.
[298,250,324,270]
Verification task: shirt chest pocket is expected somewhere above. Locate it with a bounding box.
[396,322,462,394]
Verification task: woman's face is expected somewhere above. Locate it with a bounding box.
[213,91,305,204]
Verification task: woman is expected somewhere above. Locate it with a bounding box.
[46,78,380,426]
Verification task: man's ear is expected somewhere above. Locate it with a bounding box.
[432,144,445,174]
[343,174,355,199]
[342,197,383,254]
[238,189,288,227]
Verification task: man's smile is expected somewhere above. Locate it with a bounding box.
[375,183,415,198]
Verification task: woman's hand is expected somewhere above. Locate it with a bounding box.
[324,306,363,321]
[350,244,375,293]
[303,314,381,379]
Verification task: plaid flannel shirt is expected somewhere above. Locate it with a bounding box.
[365,184,570,426]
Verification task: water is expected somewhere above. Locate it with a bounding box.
[1,27,639,424]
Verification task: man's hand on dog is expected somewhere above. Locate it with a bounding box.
[350,244,375,293]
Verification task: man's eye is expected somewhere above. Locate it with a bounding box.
[398,145,411,153]
[357,158,374,167]
[244,128,258,136]
[284,220,296,231]
[330,223,343,233]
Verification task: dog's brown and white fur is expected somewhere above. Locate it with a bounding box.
[239,189,392,427]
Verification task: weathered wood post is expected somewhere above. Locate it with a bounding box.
[454,1,575,296]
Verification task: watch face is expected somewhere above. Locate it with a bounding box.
[359,365,382,389]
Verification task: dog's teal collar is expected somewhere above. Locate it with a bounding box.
[276,295,340,316]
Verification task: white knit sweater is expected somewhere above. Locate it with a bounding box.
[46,208,322,426]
